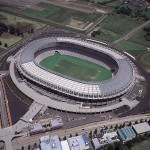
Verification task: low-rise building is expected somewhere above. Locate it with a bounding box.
[61,140,70,150]
[67,135,89,150]
[117,126,136,142]
[29,122,44,134]
[50,118,63,129]
[133,122,150,135]
[40,135,62,150]
[92,138,101,150]
[92,132,119,150]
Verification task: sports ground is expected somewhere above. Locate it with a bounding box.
[40,52,112,82]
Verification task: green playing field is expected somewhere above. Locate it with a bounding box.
[40,52,112,82]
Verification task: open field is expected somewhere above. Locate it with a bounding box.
[0,12,45,48]
[66,17,89,29]
[40,52,112,82]
[132,139,150,150]
[138,52,150,73]
[21,2,101,23]
[0,12,45,29]
[95,13,144,42]
[128,29,150,48]
[0,34,21,48]
[0,4,22,12]
[116,41,148,57]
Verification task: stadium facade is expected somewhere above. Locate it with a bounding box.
[11,34,138,112]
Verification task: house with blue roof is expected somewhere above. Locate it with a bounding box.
[117,126,136,142]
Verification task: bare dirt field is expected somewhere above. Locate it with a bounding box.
[66,17,89,29]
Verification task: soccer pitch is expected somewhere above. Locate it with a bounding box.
[40,53,112,82]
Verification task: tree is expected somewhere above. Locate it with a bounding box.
[126,141,133,149]
[115,124,118,130]
[75,133,79,136]
[94,128,98,135]
[63,136,66,140]
[28,145,31,150]
[33,143,37,148]
[108,143,115,150]
[140,119,143,123]
[4,43,8,47]
[128,122,132,126]
[110,125,113,129]
[70,134,72,138]
[31,29,34,33]
[21,146,24,150]
[105,126,108,130]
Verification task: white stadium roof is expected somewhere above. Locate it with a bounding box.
[17,37,136,99]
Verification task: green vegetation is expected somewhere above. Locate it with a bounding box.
[0,12,45,48]
[94,13,144,42]
[0,4,22,12]
[116,41,147,57]
[0,35,21,48]
[21,2,100,23]
[129,29,150,47]
[132,139,150,150]
[106,1,121,7]
[115,25,150,58]
[40,52,112,82]
[0,12,45,29]
[138,52,150,73]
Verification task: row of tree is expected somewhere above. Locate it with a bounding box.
[144,26,150,41]
[115,6,149,21]
[0,22,34,37]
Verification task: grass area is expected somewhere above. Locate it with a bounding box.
[0,47,6,53]
[0,12,45,29]
[0,35,21,48]
[132,139,150,150]
[116,41,148,57]
[96,13,144,42]
[138,52,150,73]
[0,4,22,12]
[0,12,45,48]
[106,1,123,7]
[95,28,120,42]
[21,2,100,23]
[129,30,150,47]
[40,52,112,82]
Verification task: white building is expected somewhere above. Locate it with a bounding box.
[67,135,89,150]
[61,140,70,150]
[40,135,62,150]
[133,122,150,135]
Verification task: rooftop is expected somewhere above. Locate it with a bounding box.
[118,126,136,141]
[67,135,89,150]
[29,122,43,133]
[40,135,62,150]
[133,122,150,134]
[61,140,70,150]
[50,118,63,128]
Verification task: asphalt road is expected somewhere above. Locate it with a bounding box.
[0,83,9,128]
[120,61,150,117]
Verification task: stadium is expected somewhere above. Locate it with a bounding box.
[10,35,138,113]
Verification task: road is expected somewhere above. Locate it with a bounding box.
[113,20,150,44]
[0,82,9,128]
[85,14,108,35]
